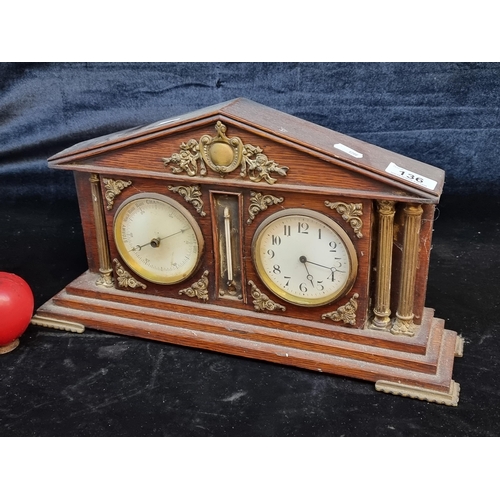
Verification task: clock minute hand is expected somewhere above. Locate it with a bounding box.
[305,258,345,273]
[303,259,331,270]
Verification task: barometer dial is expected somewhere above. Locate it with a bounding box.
[113,193,204,285]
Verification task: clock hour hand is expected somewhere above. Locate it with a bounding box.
[299,256,315,288]
[129,227,189,252]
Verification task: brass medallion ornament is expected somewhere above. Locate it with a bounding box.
[163,121,288,184]
[200,121,244,175]
[33,98,463,406]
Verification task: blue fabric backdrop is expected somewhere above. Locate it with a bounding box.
[1,62,499,200]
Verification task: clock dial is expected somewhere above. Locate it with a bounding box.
[252,209,358,307]
[113,193,204,285]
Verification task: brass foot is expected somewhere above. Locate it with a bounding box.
[30,315,85,333]
[0,338,20,354]
[455,335,465,357]
[375,380,460,406]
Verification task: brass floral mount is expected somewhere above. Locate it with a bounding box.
[248,281,286,312]
[163,121,289,185]
[168,184,206,216]
[247,192,284,224]
[179,270,210,301]
[322,293,359,325]
[325,201,363,238]
[113,259,147,290]
[102,178,132,210]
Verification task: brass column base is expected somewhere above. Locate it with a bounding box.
[391,316,417,336]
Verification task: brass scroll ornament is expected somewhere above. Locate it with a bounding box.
[113,259,147,290]
[179,270,210,301]
[247,192,284,224]
[325,201,363,238]
[102,178,132,210]
[248,280,286,313]
[322,293,359,326]
[168,184,206,216]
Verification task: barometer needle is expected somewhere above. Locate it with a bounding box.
[129,227,188,252]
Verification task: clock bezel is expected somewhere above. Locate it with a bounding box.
[113,192,204,285]
[251,208,358,307]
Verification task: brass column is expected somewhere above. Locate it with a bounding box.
[370,200,396,330]
[391,203,423,336]
[90,173,114,287]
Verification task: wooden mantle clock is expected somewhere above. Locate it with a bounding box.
[31,98,464,405]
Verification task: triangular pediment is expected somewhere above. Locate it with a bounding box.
[49,98,444,203]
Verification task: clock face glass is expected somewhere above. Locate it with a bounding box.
[252,209,357,307]
[113,193,204,285]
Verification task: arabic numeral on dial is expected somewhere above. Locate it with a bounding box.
[273,265,281,274]
[267,249,275,259]
[284,276,291,287]
[329,241,337,252]
[298,222,309,234]
[316,281,324,291]
[299,283,308,292]
[283,225,291,236]
[272,235,281,246]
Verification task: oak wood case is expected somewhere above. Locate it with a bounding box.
[32,98,462,405]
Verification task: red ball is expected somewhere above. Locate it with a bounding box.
[0,272,34,346]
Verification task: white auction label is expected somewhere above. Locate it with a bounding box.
[334,143,363,158]
[385,162,437,190]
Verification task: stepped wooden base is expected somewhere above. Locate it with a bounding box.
[32,271,462,406]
